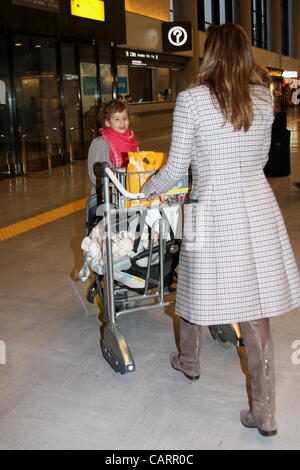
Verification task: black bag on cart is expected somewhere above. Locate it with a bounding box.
[264,127,291,177]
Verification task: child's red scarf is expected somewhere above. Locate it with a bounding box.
[101,127,138,167]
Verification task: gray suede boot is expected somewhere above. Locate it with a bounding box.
[239,318,277,437]
[170,317,202,380]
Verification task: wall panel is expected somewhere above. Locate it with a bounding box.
[125,0,170,21]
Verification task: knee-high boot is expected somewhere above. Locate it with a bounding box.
[239,318,277,436]
[170,317,202,380]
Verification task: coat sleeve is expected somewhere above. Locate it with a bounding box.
[255,89,274,169]
[261,121,273,169]
[87,137,110,186]
[142,91,194,198]
[262,109,275,169]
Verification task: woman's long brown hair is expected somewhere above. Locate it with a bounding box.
[195,24,271,131]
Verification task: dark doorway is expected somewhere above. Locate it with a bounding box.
[128,67,152,102]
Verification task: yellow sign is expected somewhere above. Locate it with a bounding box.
[70,0,105,22]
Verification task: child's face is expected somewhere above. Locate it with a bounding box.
[105,110,129,134]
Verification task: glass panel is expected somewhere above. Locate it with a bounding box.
[128,67,152,102]
[152,68,171,101]
[80,44,98,153]
[61,43,84,161]
[100,64,113,104]
[117,64,130,102]
[170,0,175,21]
[220,0,226,23]
[99,44,113,104]
[12,34,63,172]
[232,0,236,22]
[252,9,258,46]
[262,16,266,46]
[204,0,212,24]
[118,65,170,103]
[0,36,14,178]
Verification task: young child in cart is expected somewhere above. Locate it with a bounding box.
[88,100,139,188]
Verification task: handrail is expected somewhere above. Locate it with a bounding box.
[69,126,96,134]
[44,135,52,175]
[0,134,12,176]
[21,133,27,175]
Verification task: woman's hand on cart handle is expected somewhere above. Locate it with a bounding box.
[102,163,146,200]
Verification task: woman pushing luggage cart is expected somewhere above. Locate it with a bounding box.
[78,160,243,374]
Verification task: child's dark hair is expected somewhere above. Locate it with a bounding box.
[101,100,128,124]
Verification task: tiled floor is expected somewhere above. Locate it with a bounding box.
[0,113,300,450]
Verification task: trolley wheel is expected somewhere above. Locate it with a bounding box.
[86,281,98,303]
[209,324,237,349]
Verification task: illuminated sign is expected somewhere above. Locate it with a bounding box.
[70,0,105,22]
[125,51,159,60]
[162,22,192,52]
[125,50,159,66]
[282,71,298,79]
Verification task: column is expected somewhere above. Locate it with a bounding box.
[293,0,300,59]
[234,0,252,40]
[267,0,281,54]
[173,0,202,89]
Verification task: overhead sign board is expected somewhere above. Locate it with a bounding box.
[125,49,159,66]
[162,22,192,52]
[12,0,59,13]
[70,0,105,22]
[118,48,187,70]
[5,0,126,44]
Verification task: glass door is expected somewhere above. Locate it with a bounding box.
[99,45,113,106]
[0,36,14,178]
[79,44,99,156]
[61,42,83,162]
[12,34,64,173]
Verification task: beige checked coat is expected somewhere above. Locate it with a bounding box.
[143,85,300,325]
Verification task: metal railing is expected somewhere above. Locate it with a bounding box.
[21,133,54,176]
[0,134,12,176]
[69,127,96,164]
[15,126,97,176]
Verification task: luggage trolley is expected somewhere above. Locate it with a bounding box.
[81,162,183,374]
[79,162,243,374]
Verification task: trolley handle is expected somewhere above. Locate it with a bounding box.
[101,162,146,200]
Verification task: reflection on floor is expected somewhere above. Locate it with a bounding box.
[0,111,300,450]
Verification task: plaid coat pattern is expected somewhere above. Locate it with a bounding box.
[143,85,300,325]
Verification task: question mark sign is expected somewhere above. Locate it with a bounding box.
[168,26,188,47]
[292,88,300,105]
[174,29,183,44]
